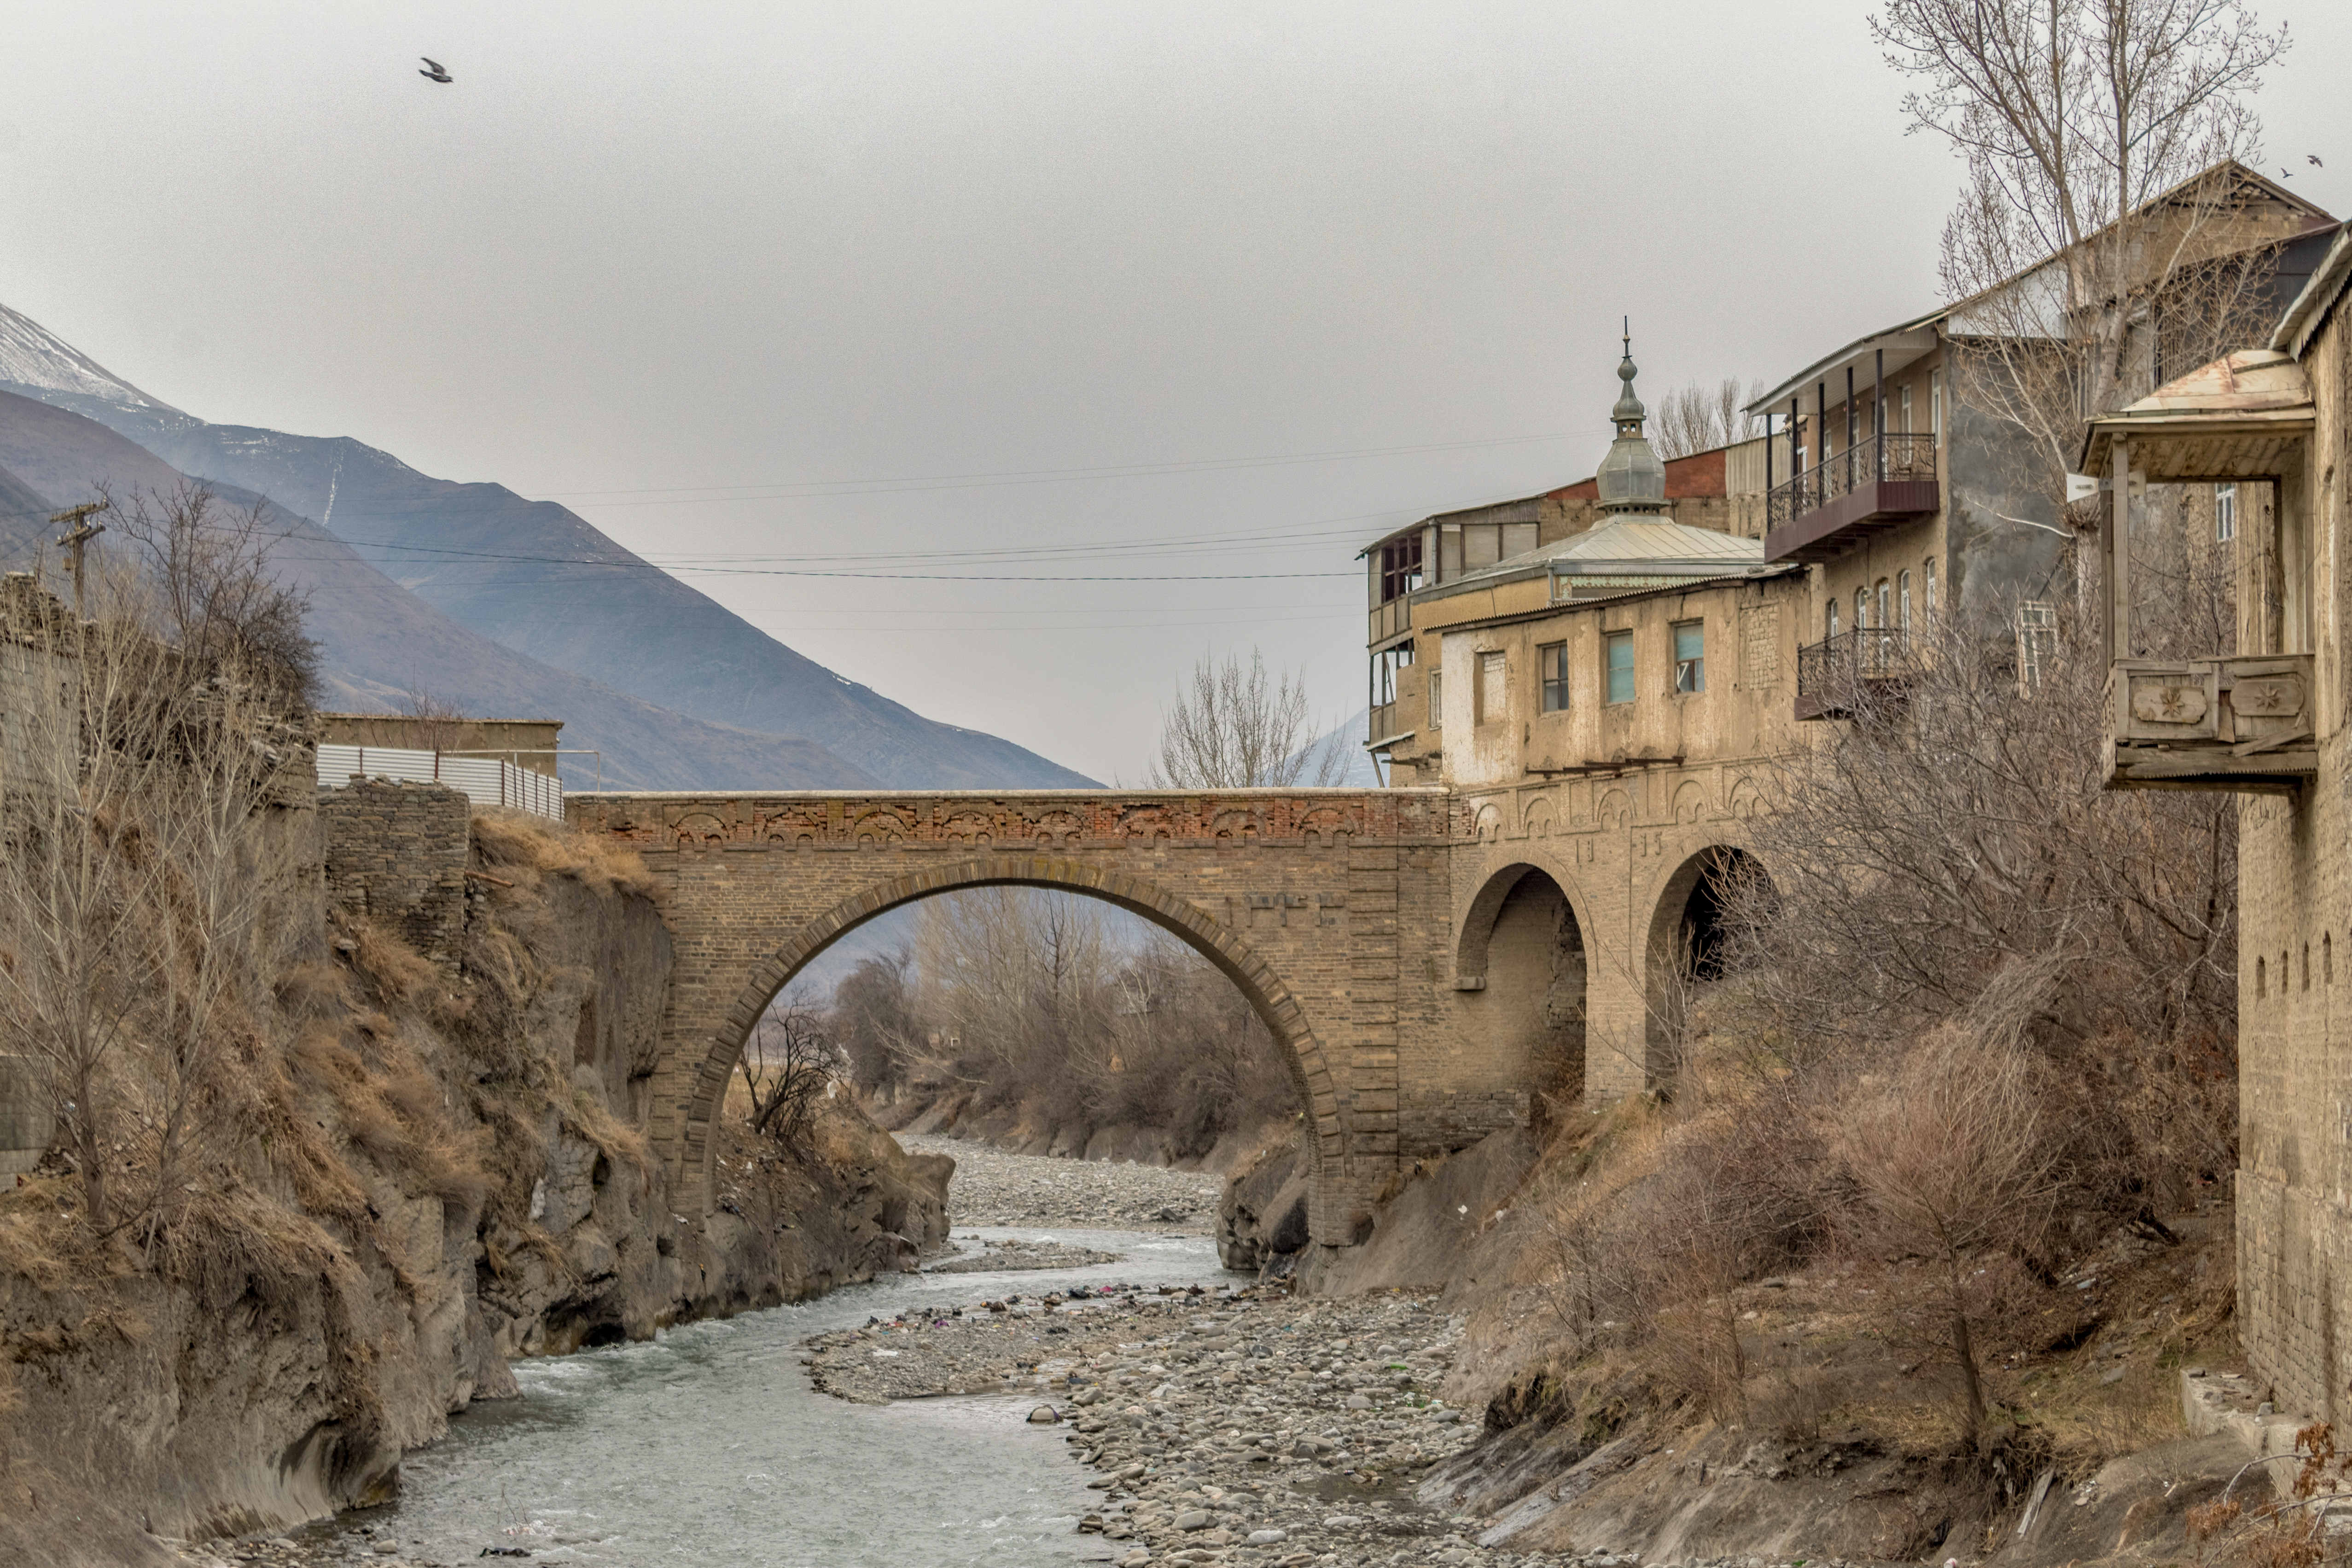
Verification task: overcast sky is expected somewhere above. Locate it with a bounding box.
[3,2,2342,782]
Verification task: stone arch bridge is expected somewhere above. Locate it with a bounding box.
[566,783,1757,1249]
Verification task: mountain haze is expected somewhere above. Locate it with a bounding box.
[0,304,1098,790]
[0,388,879,792]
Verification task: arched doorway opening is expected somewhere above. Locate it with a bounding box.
[1644,845,1771,1092]
[680,858,1338,1221]
[1455,863,1588,1137]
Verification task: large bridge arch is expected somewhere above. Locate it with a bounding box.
[684,856,1344,1217]
[569,787,1451,1253]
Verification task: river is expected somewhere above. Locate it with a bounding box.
[291,1226,1237,1567]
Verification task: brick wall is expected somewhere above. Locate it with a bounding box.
[567,788,1449,1246]
[319,779,471,966]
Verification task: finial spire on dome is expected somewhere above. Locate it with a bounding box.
[1594,316,1665,523]
[1611,318,1645,430]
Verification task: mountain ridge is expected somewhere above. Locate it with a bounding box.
[0,304,1098,789]
[0,388,883,792]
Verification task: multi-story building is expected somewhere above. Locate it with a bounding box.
[1750,161,2334,721]
[1356,340,1814,1116]
[2084,219,2351,1421]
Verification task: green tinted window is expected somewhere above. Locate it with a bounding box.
[1605,631,1634,705]
[1673,621,1704,694]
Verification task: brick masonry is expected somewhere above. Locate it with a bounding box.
[564,783,1758,1250]
[319,778,471,966]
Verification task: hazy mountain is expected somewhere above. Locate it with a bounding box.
[0,304,1097,790]
[0,388,879,792]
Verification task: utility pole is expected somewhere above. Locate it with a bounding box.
[50,501,109,618]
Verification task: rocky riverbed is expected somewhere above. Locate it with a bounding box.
[902,1133,1223,1232]
[167,1142,1858,1568]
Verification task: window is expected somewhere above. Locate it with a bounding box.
[1924,558,1937,619]
[1427,671,1443,727]
[1855,588,1869,630]
[1827,601,1840,639]
[1900,384,1913,432]
[1875,580,1891,630]
[1673,621,1705,693]
[1605,631,1635,704]
[2216,482,2237,542]
[1476,650,1506,723]
[1898,569,1913,630]
[1538,641,1569,713]
[1377,536,1423,603]
[1931,368,1944,437]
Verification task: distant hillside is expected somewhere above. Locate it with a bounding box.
[0,389,878,792]
[0,305,1097,790]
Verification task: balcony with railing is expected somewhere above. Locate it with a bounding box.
[1795,628,1911,720]
[1764,431,1939,565]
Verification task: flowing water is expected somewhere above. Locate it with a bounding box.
[295,1227,1236,1567]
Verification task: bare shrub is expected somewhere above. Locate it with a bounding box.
[1831,998,2067,1445]
[472,808,661,901]
[889,889,1298,1155]
[1726,605,2236,1213]
[740,986,838,1147]
[833,948,922,1095]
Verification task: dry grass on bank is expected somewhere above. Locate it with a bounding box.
[472,808,661,901]
[1476,1050,2241,1482]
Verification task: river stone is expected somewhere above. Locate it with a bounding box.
[1028,1404,1061,1423]
[1174,1508,1212,1530]
[1344,1393,1372,1410]
[1246,1528,1289,1545]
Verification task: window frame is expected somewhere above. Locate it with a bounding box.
[1923,558,1936,619]
[1475,649,1506,725]
[1672,619,1706,694]
[1427,670,1443,728]
[2216,482,2237,542]
[1538,641,1570,714]
[1898,569,1913,631]
[1603,630,1636,705]
[1930,368,1944,437]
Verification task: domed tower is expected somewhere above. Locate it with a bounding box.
[1592,321,1668,527]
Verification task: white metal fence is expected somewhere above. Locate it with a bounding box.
[316,743,564,821]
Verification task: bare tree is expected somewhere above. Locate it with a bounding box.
[1147,649,1346,789]
[399,683,468,756]
[1875,0,2292,490]
[833,948,923,1094]
[0,562,296,1231]
[1652,377,1767,461]
[739,985,838,1144]
[111,484,320,709]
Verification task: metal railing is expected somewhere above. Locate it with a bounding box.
[316,743,564,821]
[1767,431,1938,531]
[1797,628,1911,705]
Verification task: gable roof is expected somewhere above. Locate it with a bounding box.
[2273,223,2352,359]
[2079,348,2314,476]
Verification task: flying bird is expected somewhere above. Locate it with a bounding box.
[419,57,453,83]
[2313,155,2326,168]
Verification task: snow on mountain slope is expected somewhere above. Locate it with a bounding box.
[0,303,178,412]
